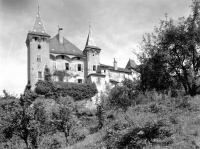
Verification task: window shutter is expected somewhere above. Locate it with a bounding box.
[81,64,83,72]
[74,64,76,71]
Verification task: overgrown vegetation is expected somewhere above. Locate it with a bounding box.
[1,0,200,148]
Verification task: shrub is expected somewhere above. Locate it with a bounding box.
[108,79,139,110]
[35,80,98,100]
[35,80,57,96]
[55,82,98,100]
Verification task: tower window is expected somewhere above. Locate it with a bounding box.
[65,63,69,70]
[38,44,41,49]
[93,65,96,71]
[78,64,81,71]
[38,71,42,79]
[78,79,82,83]
[37,55,41,62]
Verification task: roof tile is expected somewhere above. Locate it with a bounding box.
[49,34,84,56]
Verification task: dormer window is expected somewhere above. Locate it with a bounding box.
[38,44,41,49]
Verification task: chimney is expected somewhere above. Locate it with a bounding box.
[58,28,63,44]
[113,58,117,70]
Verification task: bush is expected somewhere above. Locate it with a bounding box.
[35,80,57,96]
[35,80,98,100]
[108,79,139,110]
[55,82,98,100]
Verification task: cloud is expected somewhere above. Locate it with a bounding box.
[0,0,193,95]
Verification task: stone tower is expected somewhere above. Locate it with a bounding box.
[83,23,101,76]
[26,7,50,89]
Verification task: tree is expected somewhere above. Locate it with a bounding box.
[139,0,200,96]
[108,78,139,110]
[139,53,173,92]
[1,83,42,149]
[51,96,78,146]
[44,66,52,82]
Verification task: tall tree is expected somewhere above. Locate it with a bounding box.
[139,0,200,96]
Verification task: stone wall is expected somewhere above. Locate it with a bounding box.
[27,35,50,89]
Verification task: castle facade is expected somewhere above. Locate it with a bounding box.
[26,9,138,92]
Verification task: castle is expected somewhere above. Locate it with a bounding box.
[26,8,138,93]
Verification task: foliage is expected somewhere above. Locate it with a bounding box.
[35,80,56,96]
[44,66,52,82]
[55,82,98,100]
[96,104,104,130]
[35,80,98,100]
[0,89,40,149]
[51,96,80,146]
[139,54,173,92]
[138,0,200,96]
[53,70,76,82]
[108,78,139,110]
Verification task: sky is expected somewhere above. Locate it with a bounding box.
[0,0,192,96]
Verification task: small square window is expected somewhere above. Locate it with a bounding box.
[37,55,41,62]
[61,55,64,59]
[78,79,82,83]
[77,57,80,60]
[38,44,41,49]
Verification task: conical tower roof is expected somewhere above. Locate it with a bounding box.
[32,6,46,33]
[85,22,97,47]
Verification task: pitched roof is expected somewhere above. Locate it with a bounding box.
[100,64,131,73]
[32,7,46,33]
[49,34,84,56]
[125,59,137,69]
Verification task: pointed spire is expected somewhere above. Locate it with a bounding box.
[85,22,97,47]
[32,5,46,33]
